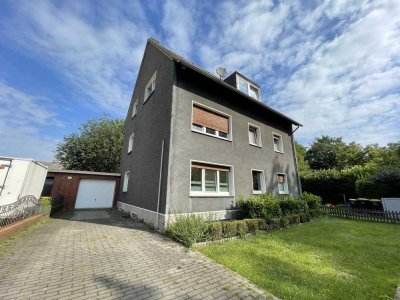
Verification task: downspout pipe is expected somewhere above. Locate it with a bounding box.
[290,125,303,195]
[156,139,165,229]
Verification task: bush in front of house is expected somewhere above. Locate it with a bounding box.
[279,197,308,215]
[237,193,282,220]
[298,192,322,209]
[166,214,208,247]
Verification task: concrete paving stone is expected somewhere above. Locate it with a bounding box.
[0,209,269,299]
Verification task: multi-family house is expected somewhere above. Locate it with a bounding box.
[118,38,302,229]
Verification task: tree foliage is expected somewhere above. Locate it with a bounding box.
[305,136,346,170]
[55,116,124,173]
[297,136,400,201]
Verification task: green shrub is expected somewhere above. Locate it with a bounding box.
[269,218,281,229]
[288,214,300,224]
[301,165,374,203]
[279,197,308,215]
[40,197,52,207]
[244,219,259,232]
[207,222,223,241]
[237,193,281,220]
[280,216,290,228]
[308,209,321,218]
[222,221,238,238]
[166,215,208,247]
[298,192,322,209]
[356,168,400,198]
[299,213,308,223]
[257,218,268,230]
[236,220,248,236]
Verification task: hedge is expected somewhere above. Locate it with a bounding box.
[301,166,400,203]
[166,192,322,247]
[300,165,374,203]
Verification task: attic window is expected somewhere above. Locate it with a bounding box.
[236,75,260,100]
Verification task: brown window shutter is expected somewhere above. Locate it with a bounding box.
[192,106,229,133]
[277,174,285,183]
[192,162,230,172]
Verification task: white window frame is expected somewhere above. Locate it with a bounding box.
[123,171,130,192]
[144,71,156,102]
[191,101,233,142]
[189,160,234,197]
[131,99,138,118]
[248,123,262,147]
[251,169,266,194]
[127,133,134,153]
[277,172,289,194]
[236,74,260,100]
[272,132,284,153]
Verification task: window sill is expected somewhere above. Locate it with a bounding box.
[279,192,289,195]
[191,129,232,142]
[127,150,132,154]
[190,193,234,198]
[131,114,137,119]
[274,150,284,154]
[249,143,262,148]
[252,191,264,195]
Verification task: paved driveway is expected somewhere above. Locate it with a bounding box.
[0,210,270,300]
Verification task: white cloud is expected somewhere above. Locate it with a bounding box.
[197,0,400,146]
[0,82,61,161]
[161,0,195,57]
[0,1,151,114]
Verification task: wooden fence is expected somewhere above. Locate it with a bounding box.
[321,207,400,224]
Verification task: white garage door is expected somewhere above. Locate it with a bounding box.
[75,179,116,209]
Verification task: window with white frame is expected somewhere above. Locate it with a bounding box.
[237,75,260,100]
[191,104,230,140]
[277,173,289,194]
[132,99,138,118]
[273,133,283,153]
[252,170,265,194]
[248,124,261,147]
[190,162,232,196]
[123,171,130,192]
[144,71,156,101]
[128,133,134,153]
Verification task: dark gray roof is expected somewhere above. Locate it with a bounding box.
[148,38,302,127]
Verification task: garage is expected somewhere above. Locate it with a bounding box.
[75,179,116,209]
[41,168,120,209]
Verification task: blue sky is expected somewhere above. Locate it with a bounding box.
[0,0,399,161]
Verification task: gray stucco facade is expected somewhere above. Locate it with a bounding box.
[118,39,302,229]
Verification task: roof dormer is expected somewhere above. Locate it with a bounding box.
[224,71,261,101]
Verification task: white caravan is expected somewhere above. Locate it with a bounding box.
[0,157,48,206]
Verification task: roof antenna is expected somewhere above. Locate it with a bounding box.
[216,67,227,80]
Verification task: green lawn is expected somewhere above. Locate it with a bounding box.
[198,218,400,300]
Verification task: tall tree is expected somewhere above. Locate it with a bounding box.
[295,141,310,173]
[337,141,366,169]
[55,116,124,173]
[305,136,346,170]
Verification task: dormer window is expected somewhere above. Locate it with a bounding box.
[236,75,260,100]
